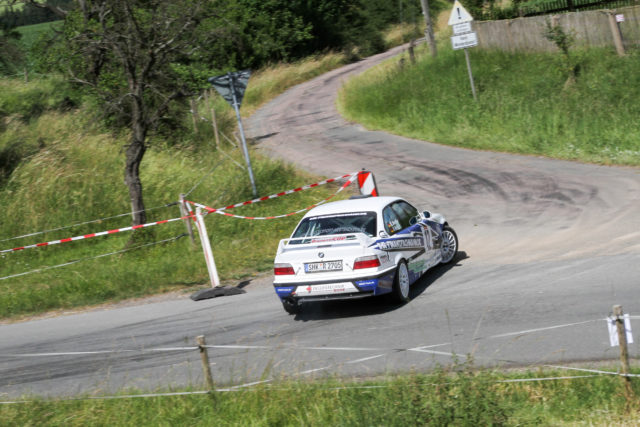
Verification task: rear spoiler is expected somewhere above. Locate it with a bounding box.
[277,233,373,253]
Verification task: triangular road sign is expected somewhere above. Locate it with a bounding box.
[208,70,251,109]
[448,0,474,25]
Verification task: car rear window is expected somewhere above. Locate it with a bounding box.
[292,212,377,238]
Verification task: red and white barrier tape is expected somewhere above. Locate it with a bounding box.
[0,216,192,254]
[0,202,178,244]
[0,234,186,281]
[188,172,357,220]
[1,172,360,254]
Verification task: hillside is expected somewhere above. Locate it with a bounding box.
[0,72,352,319]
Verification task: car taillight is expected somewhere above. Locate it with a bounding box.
[353,255,381,270]
[274,263,295,275]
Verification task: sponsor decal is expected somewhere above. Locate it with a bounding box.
[408,259,426,273]
[295,282,357,295]
[309,212,369,220]
[310,236,347,244]
[275,287,295,295]
[375,237,424,251]
[355,279,378,291]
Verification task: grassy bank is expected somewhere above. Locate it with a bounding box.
[1,19,428,319]
[338,46,640,166]
[0,77,352,319]
[2,366,639,425]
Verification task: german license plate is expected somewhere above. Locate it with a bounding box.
[304,260,342,273]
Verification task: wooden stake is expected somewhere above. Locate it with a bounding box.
[211,107,220,149]
[190,98,200,134]
[613,305,634,402]
[179,194,195,246]
[409,39,416,64]
[196,335,215,391]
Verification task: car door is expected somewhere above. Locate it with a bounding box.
[381,201,429,282]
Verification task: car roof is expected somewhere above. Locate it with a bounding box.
[302,196,404,218]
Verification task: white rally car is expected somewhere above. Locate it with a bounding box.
[273,196,458,314]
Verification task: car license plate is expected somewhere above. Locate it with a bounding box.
[304,260,342,273]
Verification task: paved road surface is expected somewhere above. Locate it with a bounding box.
[1,43,638,399]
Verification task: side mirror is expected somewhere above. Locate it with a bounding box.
[378,230,389,238]
[421,210,431,219]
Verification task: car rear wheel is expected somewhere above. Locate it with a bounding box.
[440,226,458,264]
[392,261,410,303]
[282,298,300,315]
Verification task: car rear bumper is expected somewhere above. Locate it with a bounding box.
[274,269,396,303]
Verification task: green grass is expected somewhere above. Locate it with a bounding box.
[0,76,354,319]
[16,21,61,49]
[338,46,640,166]
[2,366,639,425]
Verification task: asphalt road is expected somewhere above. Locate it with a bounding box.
[1,43,639,399]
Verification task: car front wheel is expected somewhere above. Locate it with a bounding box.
[440,225,458,264]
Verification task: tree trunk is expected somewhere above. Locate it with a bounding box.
[420,0,437,58]
[125,83,148,226]
[124,138,147,226]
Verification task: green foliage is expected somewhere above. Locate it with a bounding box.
[338,45,640,166]
[0,19,23,75]
[2,366,639,425]
[543,19,575,57]
[0,0,70,27]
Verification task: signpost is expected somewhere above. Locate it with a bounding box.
[448,1,477,101]
[208,70,257,197]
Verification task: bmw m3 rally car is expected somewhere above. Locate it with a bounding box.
[273,196,458,314]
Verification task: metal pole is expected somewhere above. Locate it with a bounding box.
[179,193,195,246]
[464,48,477,101]
[195,207,220,288]
[228,72,258,197]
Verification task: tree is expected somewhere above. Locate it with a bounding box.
[35,0,223,225]
[0,20,23,75]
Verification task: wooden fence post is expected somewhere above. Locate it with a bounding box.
[607,12,625,56]
[211,107,221,149]
[196,335,215,391]
[409,39,416,64]
[613,305,634,403]
[190,98,200,134]
[179,194,196,246]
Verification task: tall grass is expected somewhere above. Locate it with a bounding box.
[0,77,352,319]
[2,366,639,425]
[338,46,640,166]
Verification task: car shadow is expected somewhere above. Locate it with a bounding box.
[292,251,469,322]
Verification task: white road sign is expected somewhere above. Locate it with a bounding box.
[615,14,625,22]
[448,0,474,25]
[453,22,472,35]
[451,31,478,50]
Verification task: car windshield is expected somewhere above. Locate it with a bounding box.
[292,211,377,238]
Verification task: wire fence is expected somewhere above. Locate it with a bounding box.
[0,202,179,244]
[0,234,186,281]
[0,313,636,405]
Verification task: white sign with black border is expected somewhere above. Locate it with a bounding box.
[451,32,478,50]
[453,22,472,35]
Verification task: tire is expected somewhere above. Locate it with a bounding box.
[282,298,300,315]
[392,261,411,303]
[440,225,458,264]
